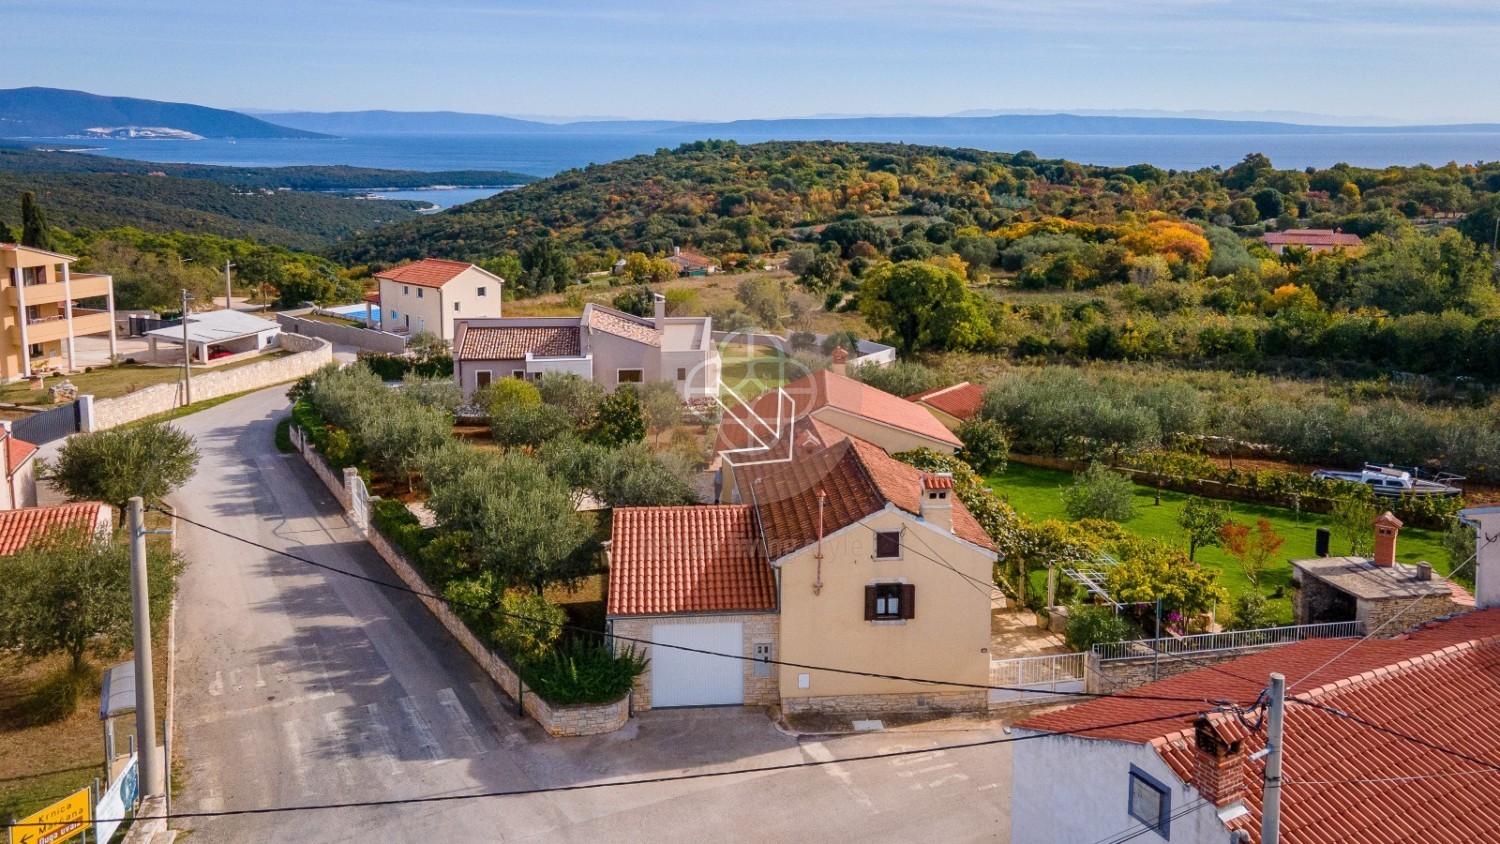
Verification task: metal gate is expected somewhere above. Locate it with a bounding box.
[348,470,372,534]
[128,315,180,337]
[12,401,81,445]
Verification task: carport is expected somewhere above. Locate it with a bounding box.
[146,309,280,364]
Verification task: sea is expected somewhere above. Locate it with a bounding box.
[38,130,1500,211]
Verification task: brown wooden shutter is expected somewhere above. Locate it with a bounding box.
[864,585,878,620]
[900,584,916,620]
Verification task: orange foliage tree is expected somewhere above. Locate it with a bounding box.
[1219,518,1285,588]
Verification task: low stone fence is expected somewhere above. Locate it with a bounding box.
[1084,643,1289,694]
[89,334,332,431]
[278,308,408,355]
[781,690,986,715]
[289,430,629,737]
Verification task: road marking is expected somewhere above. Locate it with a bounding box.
[208,671,223,697]
[254,664,267,688]
[280,720,311,796]
[399,696,444,761]
[434,687,484,756]
[896,762,957,778]
[361,703,402,775]
[322,710,359,789]
[890,751,945,767]
[802,741,873,809]
[469,681,525,748]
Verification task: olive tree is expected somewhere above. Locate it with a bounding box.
[51,422,200,509]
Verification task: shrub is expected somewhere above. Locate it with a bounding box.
[484,377,542,412]
[591,388,647,447]
[1063,462,1137,522]
[522,637,648,705]
[493,590,567,664]
[274,417,294,453]
[371,498,428,557]
[21,663,100,726]
[851,360,937,397]
[323,428,359,469]
[957,418,1009,476]
[1064,604,1140,652]
[1227,590,1273,631]
[402,372,464,415]
[491,403,576,449]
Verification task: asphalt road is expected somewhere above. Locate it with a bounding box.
[165,384,1013,842]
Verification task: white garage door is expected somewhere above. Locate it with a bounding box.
[652,622,744,708]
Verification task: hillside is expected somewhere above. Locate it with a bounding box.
[255,110,553,135]
[0,171,423,250]
[0,146,537,189]
[0,87,328,139]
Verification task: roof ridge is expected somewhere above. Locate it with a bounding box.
[1296,632,1500,704]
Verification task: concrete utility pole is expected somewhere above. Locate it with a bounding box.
[223,260,235,311]
[1261,672,1286,844]
[180,289,193,405]
[128,497,165,797]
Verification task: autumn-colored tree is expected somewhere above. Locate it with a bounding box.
[1118,220,1211,268]
[1220,518,1285,588]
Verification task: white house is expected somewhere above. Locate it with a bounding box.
[374,259,504,342]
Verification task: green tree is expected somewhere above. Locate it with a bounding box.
[1177,497,1229,561]
[1062,462,1137,523]
[1330,496,1378,556]
[797,252,846,291]
[638,381,684,442]
[852,360,938,397]
[957,418,1009,476]
[736,276,787,328]
[20,191,55,251]
[612,285,655,317]
[1443,519,1477,588]
[401,372,463,414]
[536,373,606,426]
[1105,539,1228,623]
[51,422,200,509]
[521,238,574,295]
[355,402,453,491]
[482,377,542,413]
[858,261,992,354]
[1219,518,1285,588]
[591,388,647,447]
[490,402,576,449]
[407,330,450,361]
[1064,604,1140,652]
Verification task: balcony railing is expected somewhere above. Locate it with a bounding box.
[1091,620,1365,662]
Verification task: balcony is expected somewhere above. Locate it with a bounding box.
[7,273,113,307]
[8,311,114,345]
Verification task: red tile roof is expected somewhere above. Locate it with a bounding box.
[374,258,478,289]
[739,437,996,557]
[5,433,38,477]
[607,506,775,616]
[716,369,961,457]
[1261,229,1364,248]
[588,306,661,346]
[907,381,985,422]
[1019,608,1500,844]
[0,502,108,555]
[458,326,580,360]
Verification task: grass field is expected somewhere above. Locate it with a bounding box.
[988,461,1452,625]
[0,353,290,407]
[717,342,795,402]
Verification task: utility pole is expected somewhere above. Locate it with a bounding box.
[223,260,235,311]
[1261,672,1286,844]
[128,497,165,797]
[180,289,193,405]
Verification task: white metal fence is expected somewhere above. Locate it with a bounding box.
[988,652,1087,706]
[348,470,372,534]
[1091,620,1364,662]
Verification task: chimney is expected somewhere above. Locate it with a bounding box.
[831,345,849,376]
[1192,718,1247,809]
[1462,507,1500,609]
[919,473,953,533]
[673,245,682,256]
[1417,562,1433,581]
[653,293,666,330]
[1373,511,1403,567]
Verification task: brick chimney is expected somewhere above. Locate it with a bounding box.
[1373,511,1403,567]
[1192,717,1247,808]
[653,293,666,330]
[919,473,953,533]
[831,345,849,377]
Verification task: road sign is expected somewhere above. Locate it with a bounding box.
[94,753,139,843]
[8,787,91,844]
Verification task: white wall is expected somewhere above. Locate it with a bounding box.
[1461,507,1500,610]
[1011,730,1230,844]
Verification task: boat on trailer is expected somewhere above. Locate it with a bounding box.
[1311,463,1463,498]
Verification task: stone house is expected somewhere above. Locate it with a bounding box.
[452,296,720,401]
[606,436,998,714]
[374,258,505,342]
[1291,511,1472,630]
[0,500,113,552]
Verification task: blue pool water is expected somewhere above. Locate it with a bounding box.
[325,303,382,325]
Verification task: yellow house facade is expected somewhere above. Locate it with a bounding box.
[0,243,117,381]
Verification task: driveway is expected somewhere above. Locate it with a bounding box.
[162,385,1012,842]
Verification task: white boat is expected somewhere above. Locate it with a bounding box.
[1311,463,1463,498]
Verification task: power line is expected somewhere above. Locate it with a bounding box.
[158,507,1244,706]
[6,707,1211,830]
[1095,799,1211,844]
[1285,695,1500,777]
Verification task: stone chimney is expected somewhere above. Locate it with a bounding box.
[919,473,953,533]
[831,345,849,377]
[673,245,682,256]
[1373,511,1403,568]
[1192,717,1247,809]
[653,293,666,330]
[1461,507,1500,609]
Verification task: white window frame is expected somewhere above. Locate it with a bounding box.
[1127,766,1172,839]
[873,582,904,619]
[403,285,409,295]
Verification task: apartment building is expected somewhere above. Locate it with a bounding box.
[0,243,117,381]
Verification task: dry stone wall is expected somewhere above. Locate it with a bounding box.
[278,309,408,354]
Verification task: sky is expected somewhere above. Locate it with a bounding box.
[5,0,1500,123]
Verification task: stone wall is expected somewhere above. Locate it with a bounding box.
[90,333,332,430]
[1086,645,1290,694]
[1358,593,1464,634]
[609,613,780,712]
[292,439,628,737]
[278,309,409,354]
[780,690,986,715]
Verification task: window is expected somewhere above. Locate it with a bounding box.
[417,288,424,298]
[864,583,914,621]
[512,370,525,378]
[874,530,901,559]
[477,286,487,297]
[474,371,492,390]
[403,285,409,295]
[617,369,644,384]
[454,302,461,312]
[677,367,687,382]
[1127,766,1171,839]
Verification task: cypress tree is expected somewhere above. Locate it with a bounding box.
[20,192,55,251]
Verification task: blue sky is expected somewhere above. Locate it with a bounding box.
[6,0,1500,122]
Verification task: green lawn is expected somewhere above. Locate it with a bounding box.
[718,343,794,402]
[988,462,1452,625]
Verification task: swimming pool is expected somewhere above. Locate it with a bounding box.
[324,303,382,325]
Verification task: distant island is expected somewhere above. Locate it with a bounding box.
[0,87,329,140]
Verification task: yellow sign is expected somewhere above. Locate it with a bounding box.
[8,788,90,844]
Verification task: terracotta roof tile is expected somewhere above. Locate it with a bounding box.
[588,306,661,346]
[5,433,38,477]
[1261,229,1364,248]
[0,502,107,555]
[607,506,775,616]
[458,326,580,360]
[907,382,985,422]
[374,258,478,289]
[1019,608,1500,844]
